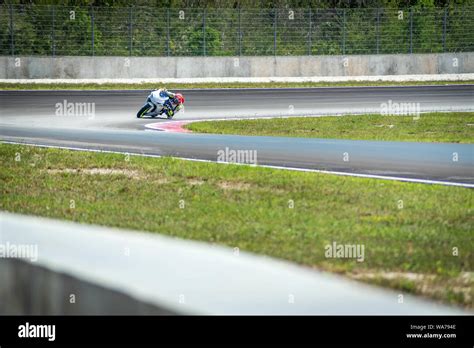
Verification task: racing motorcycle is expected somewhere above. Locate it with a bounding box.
[136,92,185,119]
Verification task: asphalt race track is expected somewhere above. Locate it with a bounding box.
[1,85,473,185]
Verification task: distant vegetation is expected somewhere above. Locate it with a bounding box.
[1,0,473,56]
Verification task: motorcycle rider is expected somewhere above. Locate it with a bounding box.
[147,88,183,117]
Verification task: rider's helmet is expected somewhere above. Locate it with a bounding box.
[175,93,185,105]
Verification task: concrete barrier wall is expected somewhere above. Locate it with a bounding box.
[0,212,468,315]
[0,258,174,315]
[1,53,473,79]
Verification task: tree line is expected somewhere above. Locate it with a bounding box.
[1,0,472,56]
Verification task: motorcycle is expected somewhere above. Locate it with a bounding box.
[136,93,185,119]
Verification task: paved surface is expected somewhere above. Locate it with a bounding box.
[1,85,473,184]
[1,87,473,314]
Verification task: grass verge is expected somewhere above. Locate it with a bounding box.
[1,143,472,308]
[186,112,474,143]
[0,80,473,90]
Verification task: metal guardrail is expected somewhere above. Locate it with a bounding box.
[0,5,473,57]
[0,212,468,315]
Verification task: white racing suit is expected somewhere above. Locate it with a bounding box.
[147,89,176,115]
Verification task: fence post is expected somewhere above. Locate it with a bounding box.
[308,8,312,55]
[129,7,133,56]
[91,6,95,56]
[166,8,170,57]
[342,9,346,55]
[238,7,242,56]
[203,8,206,56]
[442,7,447,52]
[9,4,14,56]
[376,8,380,54]
[52,5,55,57]
[273,8,277,56]
[314,8,318,54]
[409,8,413,54]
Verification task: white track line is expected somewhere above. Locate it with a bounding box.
[3,141,473,188]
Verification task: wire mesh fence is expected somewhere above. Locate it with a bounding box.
[0,4,473,57]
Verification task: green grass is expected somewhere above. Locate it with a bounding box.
[1,80,473,90]
[1,143,473,307]
[186,112,474,143]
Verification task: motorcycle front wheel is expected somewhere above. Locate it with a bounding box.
[137,104,150,118]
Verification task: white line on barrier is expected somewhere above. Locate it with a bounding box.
[3,85,474,93]
[1,73,474,84]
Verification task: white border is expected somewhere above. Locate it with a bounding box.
[1,73,474,84]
